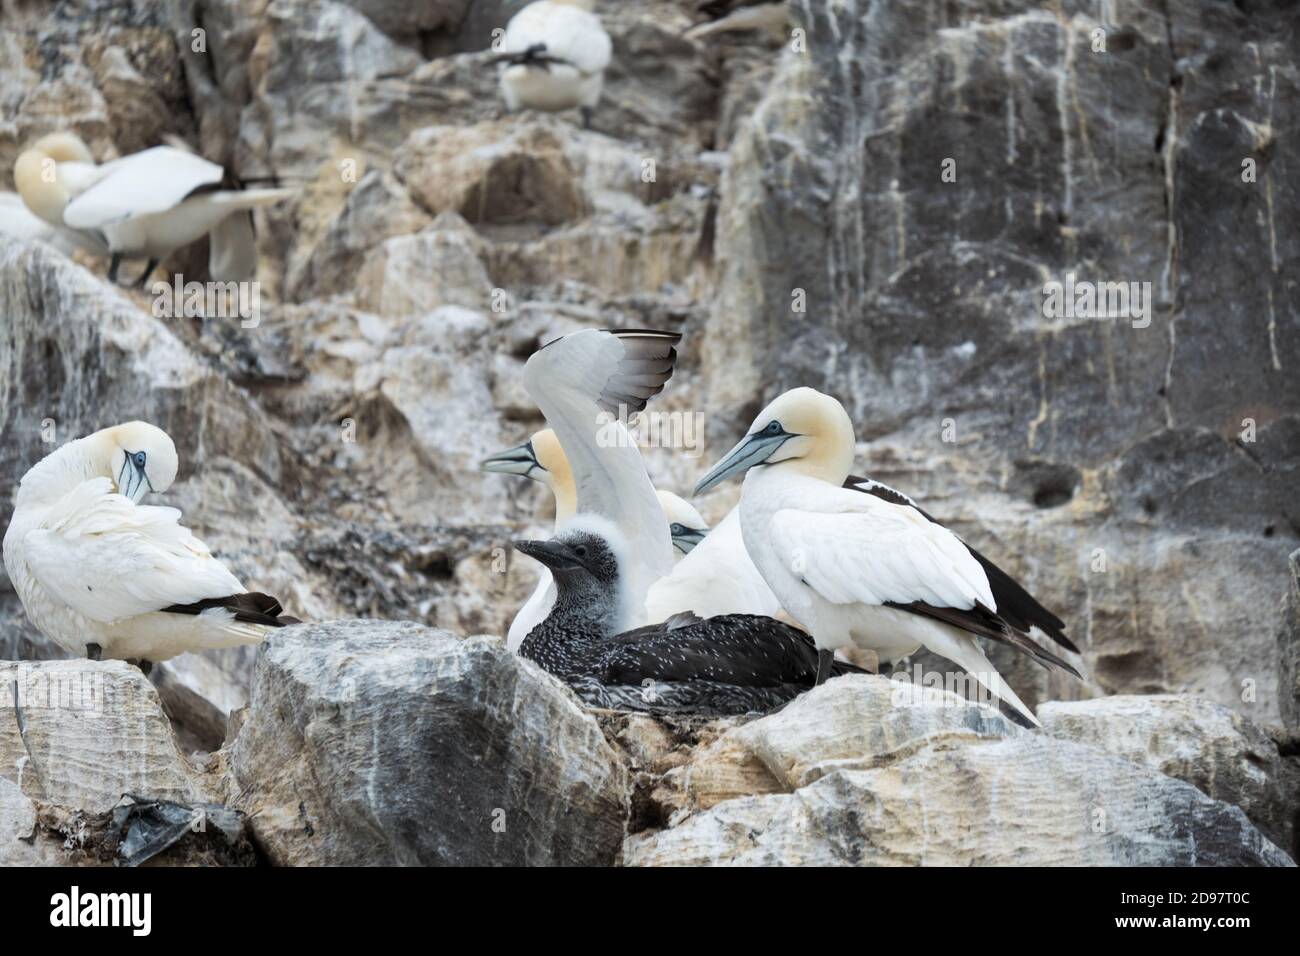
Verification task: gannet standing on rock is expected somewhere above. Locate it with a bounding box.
[14,132,292,286]
[515,520,862,716]
[522,327,681,633]
[495,0,612,127]
[694,387,1080,727]
[2,422,298,669]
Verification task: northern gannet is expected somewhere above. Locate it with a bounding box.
[0,190,104,256]
[521,327,680,633]
[694,387,1080,727]
[14,132,292,286]
[514,519,862,715]
[481,429,705,648]
[2,422,298,668]
[495,0,612,127]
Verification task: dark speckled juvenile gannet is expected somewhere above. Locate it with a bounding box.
[694,387,1080,727]
[2,422,298,669]
[515,517,861,716]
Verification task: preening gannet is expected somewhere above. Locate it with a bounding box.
[656,490,709,556]
[2,422,298,667]
[515,519,862,715]
[522,328,680,633]
[14,132,292,286]
[495,0,612,126]
[694,387,1080,727]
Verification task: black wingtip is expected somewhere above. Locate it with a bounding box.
[162,592,299,628]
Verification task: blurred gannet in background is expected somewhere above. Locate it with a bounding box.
[694,387,1080,727]
[14,132,292,286]
[482,429,706,649]
[514,520,862,715]
[521,328,680,634]
[0,190,103,256]
[683,1,788,41]
[495,0,612,127]
[2,422,298,669]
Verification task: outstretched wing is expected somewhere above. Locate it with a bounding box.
[63,146,224,229]
[523,328,680,606]
[22,477,244,624]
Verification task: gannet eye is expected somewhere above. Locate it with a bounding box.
[573,544,588,558]
[670,523,685,536]
[133,451,147,469]
[763,421,782,435]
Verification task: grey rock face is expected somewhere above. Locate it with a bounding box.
[1039,694,1297,859]
[229,621,628,865]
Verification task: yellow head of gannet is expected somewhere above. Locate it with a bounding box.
[85,421,180,504]
[655,490,709,555]
[694,387,856,494]
[13,132,95,226]
[480,428,577,523]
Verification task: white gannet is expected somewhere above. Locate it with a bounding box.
[2,422,298,668]
[482,429,706,649]
[495,0,612,127]
[683,2,789,41]
[693,387,1080,726]
[513,519,864,716]
[521,327,680,634]
[14,132,292,286]
[0,191,103,256]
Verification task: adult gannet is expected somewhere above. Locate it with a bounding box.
[2,422,298,668]
[14,132,292,286]
[481,429,705,648]
[514,519,862,715]
[0,191,104,256]
[522,328,680,634]
[693,387,1080,727]
[495,0,612,126]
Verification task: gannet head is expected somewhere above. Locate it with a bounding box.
[480,428,576,522]
[514,514,632,634]
[656,490,709,555]
[694,387,856,494]
[14,132,94,226]
[97,421,179,504]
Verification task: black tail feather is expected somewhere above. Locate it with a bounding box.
[162,592,299,628]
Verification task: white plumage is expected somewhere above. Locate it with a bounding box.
[2,422,291,663]
[498,0,612,117]
[695,387,1067,725]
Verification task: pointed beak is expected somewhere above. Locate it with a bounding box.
[117,457,152,503]
[480,440,541,478]
[670,526,708,554]
[693,432,790,496]
[513,539,580,570]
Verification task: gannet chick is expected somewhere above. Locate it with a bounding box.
[514,519,862,716]
[2,422,298,669]
[694,387,1080,727]
[522,327,680,633]
[495,0,612,127]
[14,133,292,286]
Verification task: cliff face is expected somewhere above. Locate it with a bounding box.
[0,0,1297,865]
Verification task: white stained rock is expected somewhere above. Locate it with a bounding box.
[228,620,628,866]
[1039,694,1296,858]
[0,660,213,813]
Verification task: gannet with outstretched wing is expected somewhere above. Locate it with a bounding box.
[482,428,706,649]
[694,387,1080,727]
[14,132,292,286]
[2,422,298,667]
[521,328,679,634]
[496,0,612,126]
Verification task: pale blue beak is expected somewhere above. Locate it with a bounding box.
[669,525,708,554]
[480,440,541,478]
[693,430,792,496]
